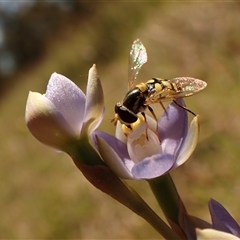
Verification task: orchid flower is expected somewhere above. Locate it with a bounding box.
[95,98,199,180]
[25,65,179,240]
[25,64,104,152]
[93,99,200,230]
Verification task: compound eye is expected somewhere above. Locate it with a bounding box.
[118,108,138,124]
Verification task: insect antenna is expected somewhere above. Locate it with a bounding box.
[173,100,196,116]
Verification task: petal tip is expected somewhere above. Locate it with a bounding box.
[50,72,58,79]
[83,64,104,133]
[89,64,98,78]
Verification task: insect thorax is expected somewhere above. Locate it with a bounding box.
[122,87,147,114]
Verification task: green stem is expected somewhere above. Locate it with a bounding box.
[134,196,181,240]
[148,173,186,227]
[65,136,103,166]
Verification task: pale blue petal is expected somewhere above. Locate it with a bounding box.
[26,92,77,150]
[159,99,188,156]
[131,154,175,179]
[173,115,199,168]
[93,131,134,179]
[92,131,130,161]
[45,73,86,135]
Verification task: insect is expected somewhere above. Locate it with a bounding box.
[111,39,207,130]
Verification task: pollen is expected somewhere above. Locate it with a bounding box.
[132,133,148,146]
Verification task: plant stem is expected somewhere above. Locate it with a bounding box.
[148,173,185,227]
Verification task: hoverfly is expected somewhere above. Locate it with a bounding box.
[111,39,207,130]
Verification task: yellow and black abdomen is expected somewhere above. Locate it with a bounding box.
[145,78,180,101]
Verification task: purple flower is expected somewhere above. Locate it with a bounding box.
[94,99,199,179]
[177,198,240,240]
[208,199,240,238]
[25,64,104,151]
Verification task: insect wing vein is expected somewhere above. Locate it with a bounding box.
[128,39,148,89]
[169,77,207,97]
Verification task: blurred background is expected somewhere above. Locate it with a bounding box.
[1,1,240,239]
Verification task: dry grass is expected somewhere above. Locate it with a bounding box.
[1,2,240,239]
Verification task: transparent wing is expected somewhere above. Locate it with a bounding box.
[167,77,207,98]
[145,77,207,104]
[128,39,148,89]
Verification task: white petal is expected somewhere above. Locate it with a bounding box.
[196,228,240,240]
[45,72,86,135]
[96,136,134,179]
[173,115,199,169]
[82,64,104,134]
[26,91,77,150]
[115,121,127,143]
[127,128,162,163]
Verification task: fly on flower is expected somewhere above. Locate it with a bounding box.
[111,39,207,130]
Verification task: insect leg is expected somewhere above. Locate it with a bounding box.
[147,105,158,121]
[140,112,149,140]
[147,106,161,143]
[110,114,118,126]
[159,101,169,120]
[173,100,196,116]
